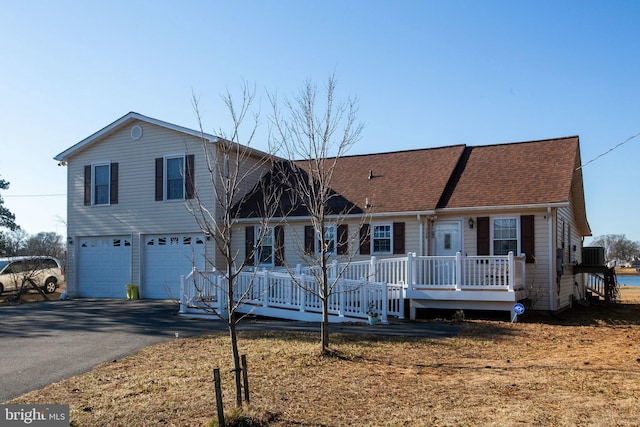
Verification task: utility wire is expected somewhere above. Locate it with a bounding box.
[3,194,66,198]
[576,130,640,170]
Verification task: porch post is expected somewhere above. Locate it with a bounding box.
[508,251,514,291]
[381,282,389,324]
[338,278,346,318]
[262,270,269,307]
[369,256,377,282]
[179,274,186,314]
[218,274,227,319]
[455,252,462,291]
[299,273,307,313]
[407,253,414,286]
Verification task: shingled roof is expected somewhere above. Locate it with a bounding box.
[236,136,589,235]
[438,136,581,209]
[308,145,466,214]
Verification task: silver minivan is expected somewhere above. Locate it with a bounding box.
[0,256,64,294]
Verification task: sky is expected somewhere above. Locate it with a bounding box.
[1,0,639,243]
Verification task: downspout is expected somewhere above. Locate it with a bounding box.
[548,207,554,311]
[417,214,423,256]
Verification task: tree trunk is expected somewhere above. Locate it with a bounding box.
[320,261,330,354]
[227,263,243,408]
[229,320,243,408]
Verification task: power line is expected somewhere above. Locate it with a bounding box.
[576,130,640,170]
[3,194,66,198]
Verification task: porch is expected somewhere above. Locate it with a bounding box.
[179,252,527,322]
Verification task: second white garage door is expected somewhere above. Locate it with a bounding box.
[143,234,205,299]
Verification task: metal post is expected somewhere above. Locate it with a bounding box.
[213,368,225,427]
[241,354,250,404]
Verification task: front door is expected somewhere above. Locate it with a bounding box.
[432,221,462,256]
[429,221,462,286]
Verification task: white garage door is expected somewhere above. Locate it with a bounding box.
[78,236,131,298]
[143,234,205,299]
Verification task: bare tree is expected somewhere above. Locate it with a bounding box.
[269,74,365,355]
[0,229,28,257]
[22,232,65,259]
[590,234,640,263]
[185,83,281,408]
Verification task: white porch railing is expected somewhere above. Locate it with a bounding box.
[314,251,525,291]
[180,268,405,323]
[179,251,525,321]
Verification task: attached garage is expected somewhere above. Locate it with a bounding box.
[143,234,205,299]
[78,236,132,298]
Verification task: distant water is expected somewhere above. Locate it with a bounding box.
[617,274,640,287]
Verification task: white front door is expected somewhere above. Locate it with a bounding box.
[432,221,462,256]
[429,221,462,285]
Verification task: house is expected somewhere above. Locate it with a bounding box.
[234,136,591,316]
[54,112,271,300]
[55,112,591,317]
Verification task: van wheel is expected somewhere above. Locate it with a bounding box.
[0,283,3,294]
[44,278,57,294]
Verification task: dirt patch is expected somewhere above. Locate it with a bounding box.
[7,287,640,426]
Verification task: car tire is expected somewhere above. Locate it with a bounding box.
[43,278,57,294]
[0,282,3,294]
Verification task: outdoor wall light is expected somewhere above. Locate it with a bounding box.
[468,218,474,229]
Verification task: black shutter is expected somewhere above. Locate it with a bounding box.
[110,163,119,204]
[521,215,535,263]
[185,154,195,199]
[84,165,91,206]
[477,217,490,255]
[245,226,255,266]
[393,222,405,255]
[274,225,285,266]
[337,224,348,255]
[304,226,315,255]
[155,158,163,201]
[359,224,371,255]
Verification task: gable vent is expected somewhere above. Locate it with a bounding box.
[130,125,143,140]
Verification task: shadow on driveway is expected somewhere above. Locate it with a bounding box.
[0,298,460,402]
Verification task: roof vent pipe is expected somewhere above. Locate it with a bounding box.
[368,169,373,179]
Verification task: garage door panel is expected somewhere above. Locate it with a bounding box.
[78,237,131,298]
[144,235,204,299]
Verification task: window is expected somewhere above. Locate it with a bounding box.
[493,217,518,255]
[373,224,392,254]
[246,225,284,266]
[155,155,194,201]
[84,163,118,206]
[321,226,336,255]
[166,156,185,200]
[359,222,404,255]
[93,164,110,205]
[257,227,274,265]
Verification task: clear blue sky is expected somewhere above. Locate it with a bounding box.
[1,0,638,243]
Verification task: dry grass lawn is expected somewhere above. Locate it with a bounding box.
[7,287,640,427]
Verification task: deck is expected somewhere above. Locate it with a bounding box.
[179,252,527,322]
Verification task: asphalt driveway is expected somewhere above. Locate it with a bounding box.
[0,299,460,402]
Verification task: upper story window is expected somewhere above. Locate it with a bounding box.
[93,164,110,205]
[155,154,195,201]
[492,217,518,255]
[166,156,185,200]
[84,162,118,206]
